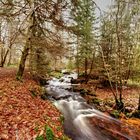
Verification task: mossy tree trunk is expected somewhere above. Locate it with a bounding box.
[16,44,30,80]
[16,24,33,80]
[16,0,34,80]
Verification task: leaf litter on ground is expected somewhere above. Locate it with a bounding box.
[0,68,64,139]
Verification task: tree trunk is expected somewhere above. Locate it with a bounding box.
[138,93,140,111]
[85,53,94,83]
[7,49,12,66]
[16,1,34,80]
[76,55,80,77]
[16,45,29,80]
[0,49,9,67]
[84,57,88,81]
[76,37,80,77]
[0,48,4,67]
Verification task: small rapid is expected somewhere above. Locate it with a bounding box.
[46,73,137,140]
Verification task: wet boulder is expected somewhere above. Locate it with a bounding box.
[71,78,85,84]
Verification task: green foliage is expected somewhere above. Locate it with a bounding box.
[110,110,120,118]
[66,59,75,70]
[35,125,54,140]
[45,125,54,140]
[71,0,96,76]
[50,71,63,79]
[56,126,61,131]
[40,87,48,100]
[79,72,85,77]
[6,64,18,68]
[34,125,39,132]
[36,135,44,140]
[125,113,132,118]
[127,79,140,88]
[92,98,102,105]
[80,89,88,96]
[55,135,71,140]
[104,99,114,107]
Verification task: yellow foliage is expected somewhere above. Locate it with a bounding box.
[122,118,140,132]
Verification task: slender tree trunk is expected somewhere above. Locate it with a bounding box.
[0,48,10,67]
[115,1,124,111]
[0,49,9,67]
[89,54,94,76]
[84,57,88,81]
[54,58,57,71]
[76,55,80,77]
[119,80,123,102]
[101,45,119,107]
[76,36,80,77]
[7,49,12,66]
[0,48,4,67]
[85,53,94,83]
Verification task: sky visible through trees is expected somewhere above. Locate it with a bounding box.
[95,0,112,12]
[99,0,111,8]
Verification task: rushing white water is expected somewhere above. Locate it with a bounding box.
[46,73,135,140]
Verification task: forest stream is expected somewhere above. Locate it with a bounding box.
[46,73,139,140]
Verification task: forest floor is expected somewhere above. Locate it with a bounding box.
[77,83,139,113]
[0,68,69,140]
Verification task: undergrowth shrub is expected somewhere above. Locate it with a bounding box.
[36,135,44,140]
[45,125,54,140]
[35,125,54,140]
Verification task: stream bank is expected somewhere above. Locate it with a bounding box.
[45,73,140,140]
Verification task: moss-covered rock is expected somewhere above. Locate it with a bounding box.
[110,110,120,118]
[40,87,49,100]
[87,91,97,97]
[104,99,114,107]
[80,89,89,96]
[91,98,102,105]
